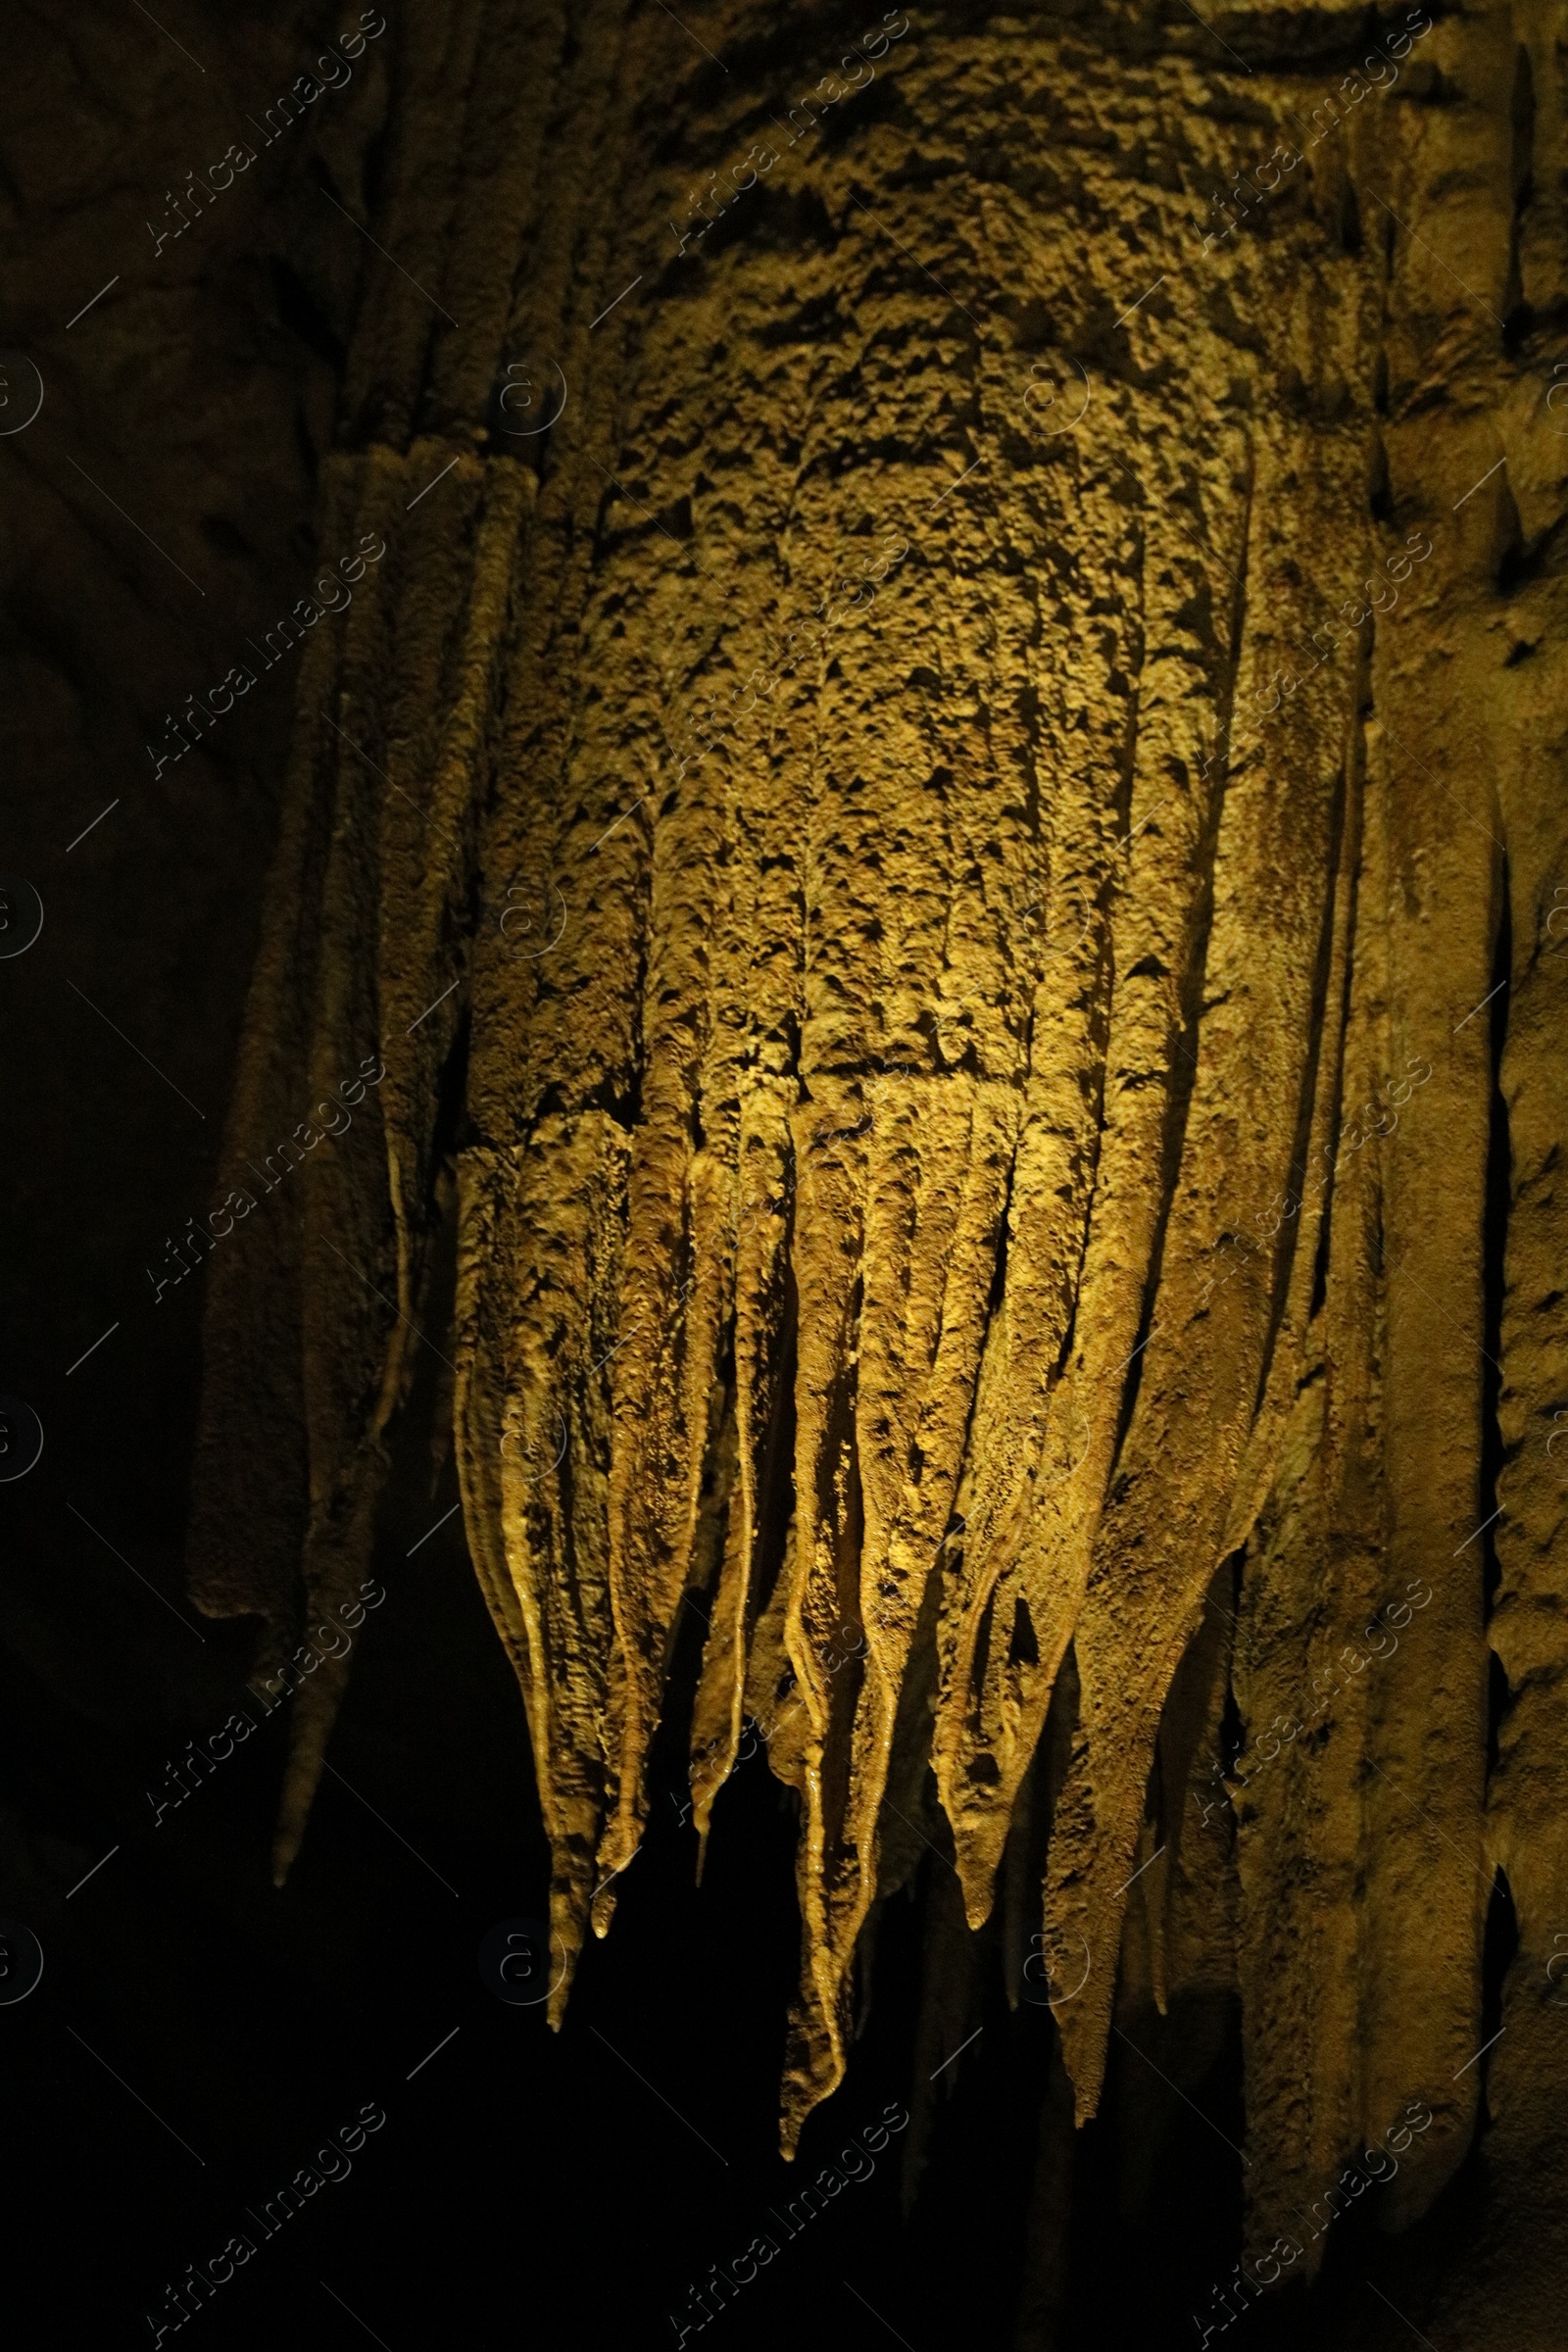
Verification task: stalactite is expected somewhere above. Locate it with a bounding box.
[189,1,1568,2325]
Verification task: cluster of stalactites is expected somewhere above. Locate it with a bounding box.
[188,0,1564,2282]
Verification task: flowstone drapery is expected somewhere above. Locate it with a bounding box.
[188,0,1567,2320]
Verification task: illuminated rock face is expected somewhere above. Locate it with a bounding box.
[191,0,1567,2322]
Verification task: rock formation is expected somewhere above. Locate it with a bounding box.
[188,1,1568,2332]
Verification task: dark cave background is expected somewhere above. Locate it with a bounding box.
[0,8,1498,2345]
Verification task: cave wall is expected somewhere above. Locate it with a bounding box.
[9,3,1566,2345]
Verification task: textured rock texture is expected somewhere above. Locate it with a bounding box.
[188,0,1568,2334]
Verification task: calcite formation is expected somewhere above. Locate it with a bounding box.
[190,0,1568,2319]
